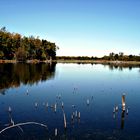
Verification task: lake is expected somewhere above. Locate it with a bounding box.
[0,63,140,140]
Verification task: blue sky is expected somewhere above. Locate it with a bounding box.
[0,0,140,57]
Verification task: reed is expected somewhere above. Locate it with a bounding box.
[122,94,126,111]
[63,112,67,129]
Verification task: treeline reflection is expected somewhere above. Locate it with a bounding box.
[77,62,140,71]
[0,63,56,90]
[105,63,140,71]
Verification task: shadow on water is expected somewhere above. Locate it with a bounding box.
[0,63,56,92]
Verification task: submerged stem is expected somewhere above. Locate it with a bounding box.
[0,122,48,134]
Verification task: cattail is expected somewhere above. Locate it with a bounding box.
[71,114,74,120]
[55,128,57,136]
[122,94,126,111]
[8,106,12,113]
[75,111,78,117]
[72,112,75,117]
[126,108,129,115]
[62,102,64,108]
[63,113,67,129]
[115,106,118,112]
[54,103,56,108]
[35,102,38,108]
[78,112,80,119]
[54,103,57,112]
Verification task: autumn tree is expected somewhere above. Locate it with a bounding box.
[0,27,57,61]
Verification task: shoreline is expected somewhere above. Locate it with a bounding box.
[0,59,140,65]
[54,60,140,64]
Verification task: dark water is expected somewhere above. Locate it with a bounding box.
[0,63,140,140]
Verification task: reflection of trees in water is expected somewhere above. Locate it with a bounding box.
[106,63,140,71]
[0,89,6,95]
[0,63,56,90]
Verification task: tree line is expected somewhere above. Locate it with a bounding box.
[0,27,57,61]
[102,52,140,61]
[56,56,98,60]
[57,52,140,61]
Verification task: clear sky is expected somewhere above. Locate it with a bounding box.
[0,0,140,57]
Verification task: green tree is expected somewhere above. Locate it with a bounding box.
[114,54,119,60]
[119,52,124,60]
[109,52,115,60]
[16,47,27,61]
[0,27,57,61]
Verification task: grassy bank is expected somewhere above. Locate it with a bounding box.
[54,60,140,65]
[1,59,140,65]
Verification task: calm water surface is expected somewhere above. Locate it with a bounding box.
[0,63,140,140]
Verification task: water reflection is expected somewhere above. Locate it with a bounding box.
[121,111,125,129]
[1,62,140,93]
[0,63,56,91]
[76,62,140,71]
[0,63,140,139]
[106,63,140,71]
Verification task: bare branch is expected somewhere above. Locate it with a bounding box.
[0,122,48,134]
